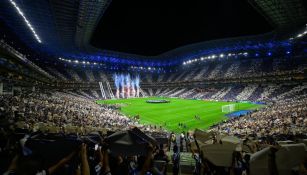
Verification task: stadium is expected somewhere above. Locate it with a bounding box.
[0,0,306,175]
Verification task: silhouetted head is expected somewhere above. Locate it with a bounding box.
[173,145,178,153]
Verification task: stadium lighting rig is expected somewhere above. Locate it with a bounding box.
[183,52,249,65]
[59,57,101,66]
[289,24,307,41]
[59,57,165,72]
[129,66,168,73]
[9,0,42,43]
[183,24,307,66]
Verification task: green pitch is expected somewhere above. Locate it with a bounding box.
[97,97,263,133]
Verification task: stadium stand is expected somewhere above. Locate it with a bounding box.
[1,48,306,175]
[0,0,307,175]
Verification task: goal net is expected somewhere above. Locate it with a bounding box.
[222,104,235,113]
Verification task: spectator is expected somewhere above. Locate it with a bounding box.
[171,145,180,175]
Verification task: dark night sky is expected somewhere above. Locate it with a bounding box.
[91,0,273,56]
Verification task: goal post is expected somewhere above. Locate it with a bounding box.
[222,104,236,113]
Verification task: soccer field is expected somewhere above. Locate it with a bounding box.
[97,97,262,133]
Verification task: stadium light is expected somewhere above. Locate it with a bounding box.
[9,0,42,43]
[219,54,224,58]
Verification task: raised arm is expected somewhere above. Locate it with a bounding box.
[80,143,90,175]
[140,144,154,175]
[98,146,104,167]
[48,150,76,175]
[102,147,111,174]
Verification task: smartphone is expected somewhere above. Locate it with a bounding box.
[94,144,99,151]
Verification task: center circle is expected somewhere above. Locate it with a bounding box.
[146,99,170,103]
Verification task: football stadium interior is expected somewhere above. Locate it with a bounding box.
[0,0,306,175]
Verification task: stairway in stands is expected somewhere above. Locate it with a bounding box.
[179,89,195,98]
[148,88,153,96]
[211,87,231,100]
[169,88,186,97]
[165,88,180,96]
[257,85,279,101]
[193,66,209,80]
[139,88,148,97]
[236,85,258,101]
[275,85,305,100]
[160,88,171,96]
[155,88,162,96]
[208,64,223,79]
[167,134,194,175]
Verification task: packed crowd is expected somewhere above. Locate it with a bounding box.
[209,94,307,138]
[159,57,305,84]
[0,91,133,131]
[0,126,173,175]
[0,88,306,175]
[0,90,172,175]
[39,56,306,85]
[0,26,306,175]
[151,83,305,103]
[2,121,306,175]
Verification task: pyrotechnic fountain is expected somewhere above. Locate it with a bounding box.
[113,74,120,99]
[135,75,140,98]
[113,73,140,98]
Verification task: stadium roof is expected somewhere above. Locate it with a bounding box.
[0,0,306,66]
[248,0,307,27]
[91,0,273,56]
